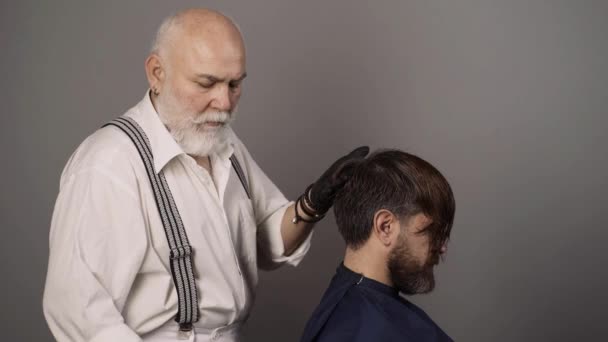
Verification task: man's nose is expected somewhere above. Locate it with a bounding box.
[211,84,232,112]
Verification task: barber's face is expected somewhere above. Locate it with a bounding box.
[152,33,247,156]
[388,214,446,295]
[159,38,246,129]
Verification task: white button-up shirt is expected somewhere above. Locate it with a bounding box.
[43,93,312,342]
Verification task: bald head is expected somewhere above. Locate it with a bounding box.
[151,9,245,61]
[145,8,247,99]
[144,8,247,157]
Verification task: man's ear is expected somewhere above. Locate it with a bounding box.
[145,54,165,93]
[372,209,400,247]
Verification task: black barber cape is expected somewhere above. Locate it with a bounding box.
[300,263,453,342]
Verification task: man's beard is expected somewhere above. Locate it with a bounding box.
[387,233,438,295]
[155,92,235,157]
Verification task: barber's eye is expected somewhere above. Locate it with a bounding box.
[228,82,241,91]
[197,82,214,89]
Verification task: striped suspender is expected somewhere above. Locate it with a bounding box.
[104,117,199,330]
[229,154,251,199]
[102,117,252,331]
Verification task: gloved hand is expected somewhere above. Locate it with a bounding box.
[304,146,370,216]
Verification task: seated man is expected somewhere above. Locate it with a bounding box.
[301,149,456,342]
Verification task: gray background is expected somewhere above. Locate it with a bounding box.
[2,0,607,341]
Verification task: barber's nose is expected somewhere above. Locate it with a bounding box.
[211,84,232,112]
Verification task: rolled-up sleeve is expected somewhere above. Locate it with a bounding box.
[43,168,146,342]
[232,137,313,270]
[257,201,312,267]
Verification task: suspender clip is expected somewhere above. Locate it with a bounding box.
[170,245,193,260]
[179,322,193,332]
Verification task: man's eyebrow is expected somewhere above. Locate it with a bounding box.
[196,72,248,82]
[196,74,221,82]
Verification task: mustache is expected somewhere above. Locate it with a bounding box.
[191,111,231,125]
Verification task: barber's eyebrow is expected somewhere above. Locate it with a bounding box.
[196,72,248,82]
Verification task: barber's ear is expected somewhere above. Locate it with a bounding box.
[145,54,165,90]
[372,209,399,247]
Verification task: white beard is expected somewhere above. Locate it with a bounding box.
[155,94,236,157]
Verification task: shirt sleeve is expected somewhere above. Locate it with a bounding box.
[43,167,147,342]
[231,135,313,270]
[256,200,313,269]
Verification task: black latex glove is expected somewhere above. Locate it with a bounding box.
[306,146,370,214]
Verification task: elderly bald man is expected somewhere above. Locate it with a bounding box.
[43,9,367,342]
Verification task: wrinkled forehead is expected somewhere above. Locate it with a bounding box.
[170,23,246,77]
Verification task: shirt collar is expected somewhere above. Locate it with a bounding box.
[127,90,234,174]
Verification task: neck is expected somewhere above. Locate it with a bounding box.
[192,154,212,174]
[149,89,160,111]
[343,245,393,287]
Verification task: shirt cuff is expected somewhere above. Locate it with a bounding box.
[90,324,142,342]
[262,201,314,267]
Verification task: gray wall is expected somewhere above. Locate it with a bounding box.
[2,0,607,341]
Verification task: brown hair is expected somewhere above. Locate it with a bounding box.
[333,149,455,251]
